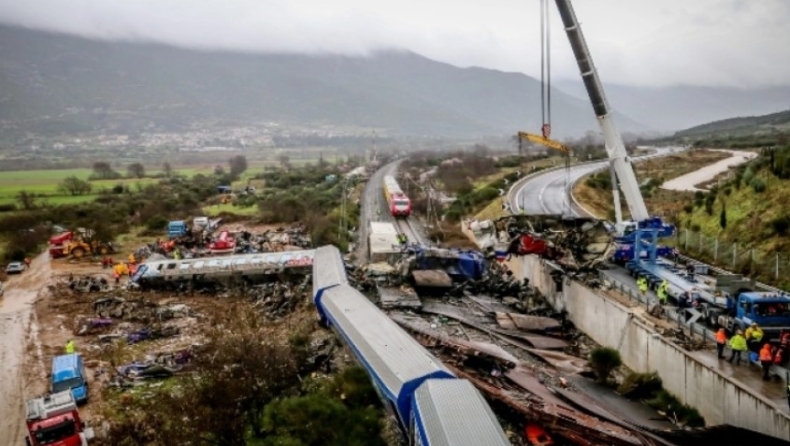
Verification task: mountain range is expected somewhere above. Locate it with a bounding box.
[0,24,644,140]
[1,24,788,141]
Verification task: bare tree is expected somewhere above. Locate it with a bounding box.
[92,161,116,179]
[16,190,36,210]
[278,154,291,170]
[58,176,92,196]
[127,162,145,179]
[162,161,173,178]
[228,155,248,179]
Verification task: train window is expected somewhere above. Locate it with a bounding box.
[193,261,205,269]
[250,258,263,264]
[221,259,232,267]
[166,263,177,270]
[234,259,248,266]
[179,263,191,270]
[207,260,220,267]
[156,264,164,271]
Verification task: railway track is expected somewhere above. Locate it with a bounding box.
[394,216,424,245]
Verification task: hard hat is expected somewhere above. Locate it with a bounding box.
[751,322,758,327]
[736,329,743,334]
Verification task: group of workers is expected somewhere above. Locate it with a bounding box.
[716,323,790,381]
[639,276,670,318]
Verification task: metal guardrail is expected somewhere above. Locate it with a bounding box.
[564,150,785,295]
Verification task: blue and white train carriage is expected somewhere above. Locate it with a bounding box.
[312,246,510,445]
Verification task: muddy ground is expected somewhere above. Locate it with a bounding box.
[0,223,330,444]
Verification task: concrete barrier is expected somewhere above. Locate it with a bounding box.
[512,254,790,440]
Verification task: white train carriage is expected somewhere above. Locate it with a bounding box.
[131,250,315,288]
[411,379,511,446]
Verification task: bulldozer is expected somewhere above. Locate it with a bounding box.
[49,230,115,259]
[62,239,115,259]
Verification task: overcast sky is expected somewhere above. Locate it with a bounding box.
[1,0,788,88]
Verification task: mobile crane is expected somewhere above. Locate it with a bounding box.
[554,0,790,338]
[550,0,675,262]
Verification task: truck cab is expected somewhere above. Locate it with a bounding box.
[26,391,93,446]
[167,221,188,239]
[731,292,790,336]
[716,291,790,336]
[51,354,89,405]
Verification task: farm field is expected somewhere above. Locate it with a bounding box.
[0,161,280,206]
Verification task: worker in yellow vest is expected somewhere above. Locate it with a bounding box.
[637,276,648,298]
[657,280,669,305]
[65,339,75,354]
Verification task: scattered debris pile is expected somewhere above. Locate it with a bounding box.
[134,224,313,261]
[472,215,615,271]
[68,275,112,293]
[108,349,196,389]
[248,276,311,319]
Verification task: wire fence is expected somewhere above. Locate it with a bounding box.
[670,229,790,290]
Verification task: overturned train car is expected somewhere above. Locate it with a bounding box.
[130,250,315,290]
[312,245,510,446]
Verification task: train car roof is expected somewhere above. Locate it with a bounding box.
[318,283,453,400]
[137,249,315,273]
[312,245,349,294]
[413,379,510,446]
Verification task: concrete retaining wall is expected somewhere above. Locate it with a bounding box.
[513,254,790,440]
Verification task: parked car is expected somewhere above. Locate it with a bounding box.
[6,262,25,274]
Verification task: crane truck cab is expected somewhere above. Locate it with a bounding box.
[716,291,790,337]
[25,391,94,446]
[614,217,675,240]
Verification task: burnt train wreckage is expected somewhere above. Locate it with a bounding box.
[129,250,315,290]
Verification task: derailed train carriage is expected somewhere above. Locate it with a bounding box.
[312,246,510,445]
[130,250,315,290]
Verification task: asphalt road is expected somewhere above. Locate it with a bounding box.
[510,148,677,217]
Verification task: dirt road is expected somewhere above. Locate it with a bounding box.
[0,253,51,443]
[660,149,757,192]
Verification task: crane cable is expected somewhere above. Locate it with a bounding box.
[540,0,570,214]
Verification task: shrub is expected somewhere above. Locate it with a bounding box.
[646,390,705,427]
[0,203,17,213]
[749,177,766,193]
[772,216,790,236]
[145,215,169,232]
[682,204,693,214]
[617,372,663,399]
[589,347,622,384]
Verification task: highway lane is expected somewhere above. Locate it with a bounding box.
[509,146,790,409]
[510,148,677,216]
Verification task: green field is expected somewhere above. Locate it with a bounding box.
[0,169,162,205]
[0,156,337,208]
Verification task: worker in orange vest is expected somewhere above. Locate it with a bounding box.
[760,343,774,381]
[715,328,727,359]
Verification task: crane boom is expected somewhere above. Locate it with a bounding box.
[553,0,649,222]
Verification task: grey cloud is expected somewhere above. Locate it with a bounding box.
[0,0,788,88]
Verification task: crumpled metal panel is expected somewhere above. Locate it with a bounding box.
[413,379,511,446]
[320,284,451,397]
[312,245,348,294]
